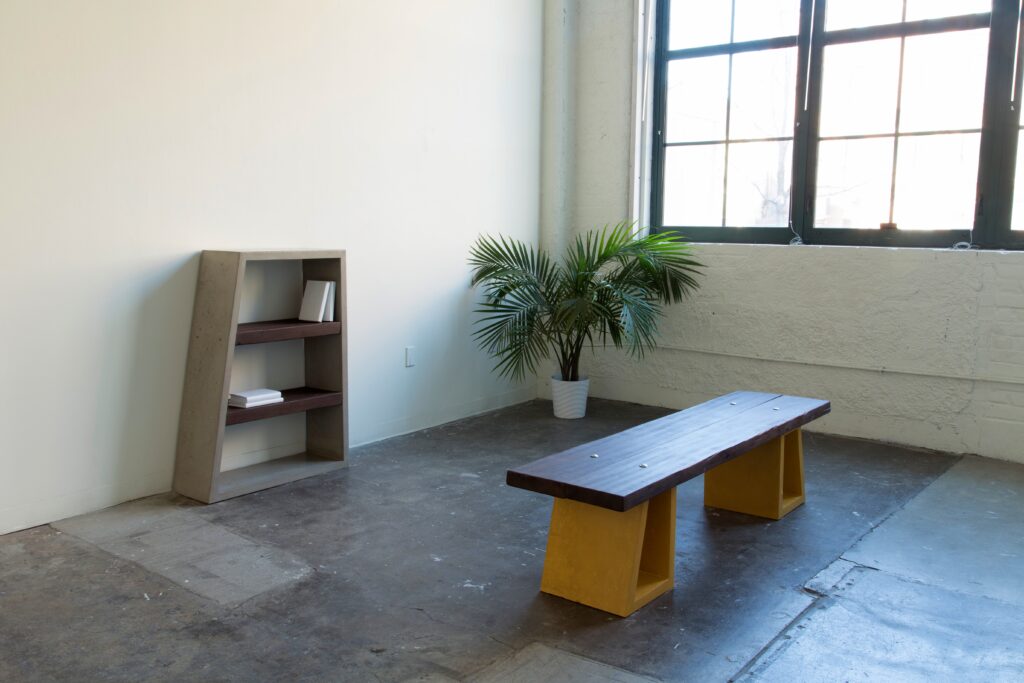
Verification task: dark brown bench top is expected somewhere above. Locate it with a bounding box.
[506,391,830,512]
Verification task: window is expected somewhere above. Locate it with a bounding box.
[651,0,1024,249]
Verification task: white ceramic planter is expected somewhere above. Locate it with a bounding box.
[551,375,590,419]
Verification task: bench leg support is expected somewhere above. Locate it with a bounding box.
[704,429,805,520]
[540,487,676,617]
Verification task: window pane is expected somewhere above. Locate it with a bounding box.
[892,134,980,230]
[815,138,895,228]
[1014,133,1024,231]
[666,56,729,143]
[733,0,801,42]
[826,0,902,31]
[905,0,991,22]
[726,141,793,227]
[669,0,731,50]
[730,48,798,140]
[819,39,901,137]
[663,145,726,226]
[899,30,988,133]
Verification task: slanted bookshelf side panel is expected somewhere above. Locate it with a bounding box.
[173,251,244,502]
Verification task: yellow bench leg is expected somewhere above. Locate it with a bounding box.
[704,429,805,520]
[540,487,676,617]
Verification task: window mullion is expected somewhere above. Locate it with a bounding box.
[789,0,816,240]
[794,0,827,240]
[889,32,907,226]
[976,0,1022,246]
[722,52,734,228]
[649,0,671,231]
[720,0,737,228]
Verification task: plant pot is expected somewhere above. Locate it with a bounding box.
[551,375,590,419]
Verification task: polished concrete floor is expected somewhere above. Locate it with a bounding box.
[2,399,1022,682]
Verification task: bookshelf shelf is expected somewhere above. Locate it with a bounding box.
[225,387,344,425]
[235,319,342,345]
[215,453,344,500]
[173,249,348,504]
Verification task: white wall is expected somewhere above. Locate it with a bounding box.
[0,0,543,534]
[541,0,1024,464]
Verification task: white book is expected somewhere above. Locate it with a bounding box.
[323,281,336,322]
[229,396,284,408]
[230,388,282,402]
[298,280,331,322]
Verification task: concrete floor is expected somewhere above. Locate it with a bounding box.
[2,399,1022,682]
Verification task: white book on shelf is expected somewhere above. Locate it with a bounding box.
[298,280,332,322]
[229,396,284,408]
[229,388,282,402]
[323,281,336,322]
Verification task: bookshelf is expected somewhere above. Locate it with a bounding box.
[174,250,348,504]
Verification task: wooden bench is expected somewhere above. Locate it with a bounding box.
[506,391,831,617]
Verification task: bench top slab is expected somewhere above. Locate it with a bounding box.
[506,391,830,512]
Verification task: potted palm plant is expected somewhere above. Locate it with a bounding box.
[469,222,703,418]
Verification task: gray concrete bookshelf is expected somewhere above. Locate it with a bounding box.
[174,250,348,503]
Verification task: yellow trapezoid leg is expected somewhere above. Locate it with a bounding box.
[540,488,677,617]
[704,429,806,520]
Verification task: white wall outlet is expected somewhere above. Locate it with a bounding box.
[405,346,416,367]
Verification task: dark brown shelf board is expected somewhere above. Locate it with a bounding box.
[225,387,343,426]
[235,319,342,345]
[214,452,344,501]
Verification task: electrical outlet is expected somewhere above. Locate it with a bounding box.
[405,346,416,367]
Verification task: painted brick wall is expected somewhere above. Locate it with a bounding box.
[572,244,1024,463]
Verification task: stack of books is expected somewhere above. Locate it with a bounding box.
[228,388,283,409]
[298,280,337,323]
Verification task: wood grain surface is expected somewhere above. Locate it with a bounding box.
[507,391,830,511]
[225,387,343,426]
[235,319,342,345]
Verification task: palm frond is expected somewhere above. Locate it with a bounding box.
[468,234,559,380]
[605,226,704,303]
[473,294,549,381]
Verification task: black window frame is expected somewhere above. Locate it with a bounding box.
[650,0,1024,250]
